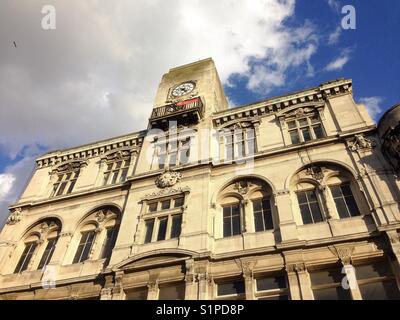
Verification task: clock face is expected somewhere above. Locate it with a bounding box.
[171,82,195,97]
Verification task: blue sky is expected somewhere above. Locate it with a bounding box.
[0,0,399,224]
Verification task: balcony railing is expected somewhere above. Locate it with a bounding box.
[149,97,204,129]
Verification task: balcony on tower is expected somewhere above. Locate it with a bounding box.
[149,97,204,130]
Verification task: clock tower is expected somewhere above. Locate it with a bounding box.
[149,58,228,130]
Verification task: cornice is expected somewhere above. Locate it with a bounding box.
[212,79,352,127]
[36,132,145,169]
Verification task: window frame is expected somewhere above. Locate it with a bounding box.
[51,169,80,197]
[296,188,325,225]
[14,241,38,274]
[37,237,58,270]
[103,157,131,186]
[214,278,246,300]
[252,197,274,232]
[73,230,96,264]
[254,273,290,300]
[222,202,242,238]
[223,126,257,162]
[286,114,325,145]
[329,182,361,219]
[155,137,192,170]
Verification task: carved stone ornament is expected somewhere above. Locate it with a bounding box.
[349,134,376,152]
[155,170,182,189]
[234,181,250,195]
[144,187,189,200]
[330,246,355,265]
[6,208,22,225]
[104,149,131,162]
[285,107,315,118]
[52,160,87,174]
[95,209,109,223]
[306,166,325,182]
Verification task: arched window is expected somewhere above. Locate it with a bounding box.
[71,206,121,266]
[216,178,275,238]
[291,164,366,225]
[14,219,61,273]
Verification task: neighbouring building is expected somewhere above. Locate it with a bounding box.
[0,58,399,300]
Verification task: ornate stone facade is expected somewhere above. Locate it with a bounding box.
[0,59,399,300]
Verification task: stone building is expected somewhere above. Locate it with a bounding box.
[0,58,399,300]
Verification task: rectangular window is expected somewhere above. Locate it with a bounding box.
[297,190,323,225]
[224,127,256,162]
[126,287,148,300]
[52,170,80,197]
[37,238,58,270]
[103,158,130,186]
[310,267,352,300]
[355,260,400,300]
[73,231,95,264]
[158,282,186,300]
[144,219,155,244]
[14,242,37,273]
[255,274,290,300]
[253,198,273,232]
[148,203,158,213]
[286,114,325,145]
[330,184,360,219]
[217,280,245,299]
[223,204,241,237]
[156,139,191,170]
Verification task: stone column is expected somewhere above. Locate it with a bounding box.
[274,190,298,243]
[295,264,314,300]
[184,274,198,300]
[243,272,255,300]
[335,246,362,300]
[285,265,301,300]
[198,273,210,300]
[111,271,126,300]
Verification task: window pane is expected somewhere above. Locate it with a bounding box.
[298,119,308,127]
[119,168,129,182]
[310,116,320,124]
[232,215,241,235]
[297,192,307,204]
[179,148,190,165]
[344,196,360,217]
[217,281,245,296]
[254,212,264,232]
[299,203,313,225]
[256,275,287,291]
[302,128,312,142]
[111,171,119,184]
[115,161,122,169]
[73,231,95,263]
[174,197,184,208]
[263,210,274,230]
[161,200,171,210]
[158,282,186,300]
[287,121,296,129]
[158,153,166,169]
[334,198,350,219]
[103,172,110,186]
[101,228,117,261]
[67,179,76,194]
[170,215,182,239]
[38,238,57,270]
[169,152,177,167]
[157,218,168,241]
[306,190,317,202]
[290,131,300,144]
[330,185,342,198]
[56,181,67,196]
[340,184,353,197]
[313,125,324,139]
[313,287,351,300]
[223,209,232,238]
[359,281,400,300]
[310,202,323,223]
[148,203,158,212]
[144,219,154,244]
[253,200,262,212]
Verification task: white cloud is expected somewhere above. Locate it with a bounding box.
[325,49,351,71]
[0,174,15,202]
[359,97,384,121]
[0,0,323,219]
[327,0,340,12]
[328,26,342,45]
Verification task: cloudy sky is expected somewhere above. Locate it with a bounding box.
[0,0,399,226]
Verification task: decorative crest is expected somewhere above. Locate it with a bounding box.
[155,170,182,189]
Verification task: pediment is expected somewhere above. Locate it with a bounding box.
[114,249,197,271]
